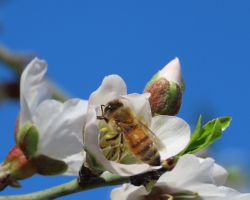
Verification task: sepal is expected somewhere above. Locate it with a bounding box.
[14,113,20,143]
[2,146,37,180]
[83,147,106,173]
[32,154,68,175]
[17,121,39,159]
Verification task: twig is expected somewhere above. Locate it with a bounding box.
[0,172,129,200]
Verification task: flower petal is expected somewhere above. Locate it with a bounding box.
[150,116,190,160]
[20,58,51,127]
[119,93,152,126]
[212,163,228,186]
[110,184,148,200]
[159,57,182,85]
[62,152,85,175]
[110,155,250,200]
[218,186,250,200]
[155,155,223,197]
[33,99,87,160]
[89,75,127,106]
[84,106,155,176]
[198,157,228,186]
[20,96,32,128]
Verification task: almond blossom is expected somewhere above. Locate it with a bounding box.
[0,58,88,190]
[110,154,250,200]
[20,58,88,173]
[83,75,190,176]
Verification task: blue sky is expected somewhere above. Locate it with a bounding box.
[0,1,250,199]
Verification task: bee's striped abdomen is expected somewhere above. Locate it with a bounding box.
[124,126,160,166]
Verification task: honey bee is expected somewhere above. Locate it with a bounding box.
[97,99,166,166]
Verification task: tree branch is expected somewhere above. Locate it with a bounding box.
[0,44,70,102]
[0,173,129,200]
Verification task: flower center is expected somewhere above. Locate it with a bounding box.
[98,117,145,164]
[98,121,139,164]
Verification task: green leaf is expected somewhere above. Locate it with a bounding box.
[218,117,232,131]
[178,116,231,156]
[190,115,202,141]
[187,119,222,154]
[196,117,230,141]
[178,115,202,155]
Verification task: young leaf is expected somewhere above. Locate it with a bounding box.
[197,117,230,141]
[190,115,202,141]
[178,115,202,155]
[178,116,231,156]
[218,117,232,131]
[187,119,222,154]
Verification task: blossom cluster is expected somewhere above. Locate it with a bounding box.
[0,58,249,199]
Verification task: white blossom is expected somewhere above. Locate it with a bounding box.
[84,75,190,176]
[110,154,250,200]
[19,58,88,175]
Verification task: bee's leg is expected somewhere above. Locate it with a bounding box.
[105,134,120,161]
[106,147,118,161]
[117,133,125,163]
[106,133,125,163]
[106,133,120,144]
[97,105,109,123]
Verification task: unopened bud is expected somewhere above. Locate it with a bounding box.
[144,58,185,116]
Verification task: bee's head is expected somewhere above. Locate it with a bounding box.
[104,99,124,116]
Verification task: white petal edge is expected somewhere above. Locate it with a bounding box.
[218,186,250,200]
[198,157,228,186]
[63,152,85,175]
[151,115,190,160]
[110,184,148,200]
[155,155,225,198]
[20,58,51,127]
[89,75,127,106]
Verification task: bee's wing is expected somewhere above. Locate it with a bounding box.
[137,121,167,153]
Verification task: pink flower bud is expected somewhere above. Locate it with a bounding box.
[159,57,182,85]
[144,58,185,116]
